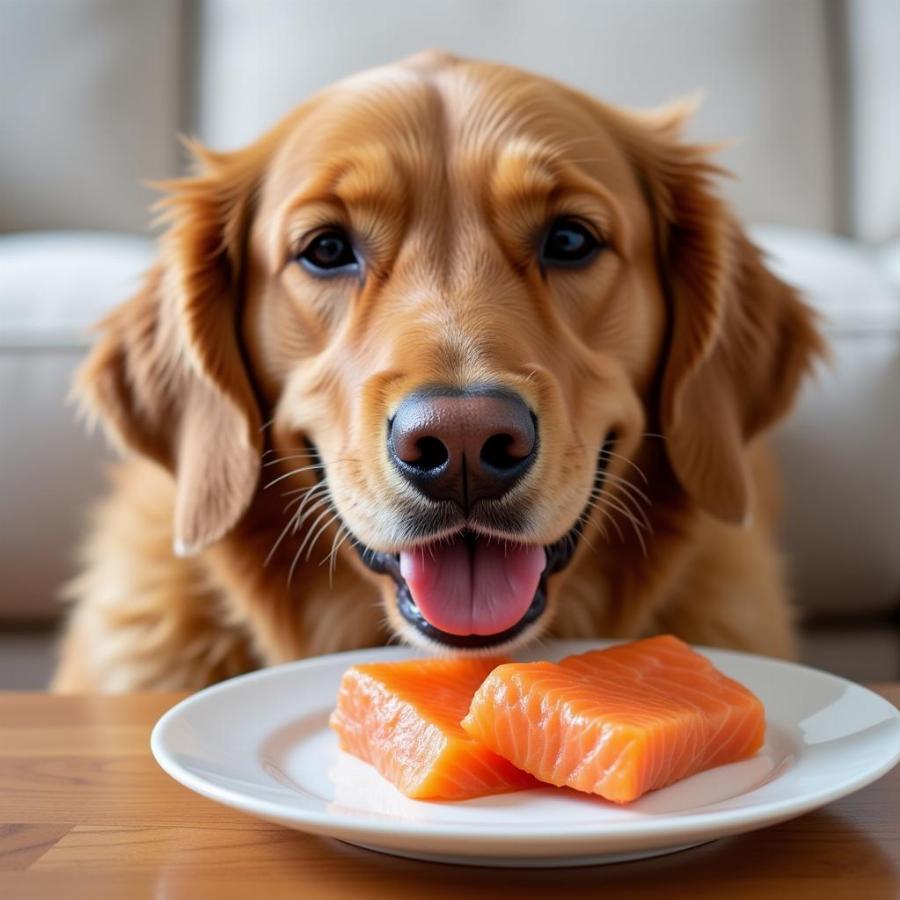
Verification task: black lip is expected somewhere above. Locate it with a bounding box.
[351,435,614,648]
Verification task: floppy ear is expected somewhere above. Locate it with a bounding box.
[76,144,264,555]
[623,106,825,523]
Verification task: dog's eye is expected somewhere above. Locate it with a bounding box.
[298,229,359,274]
[540,218,603,268]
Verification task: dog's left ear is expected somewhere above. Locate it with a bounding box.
[76,142,265,554]
[620,105,825,523]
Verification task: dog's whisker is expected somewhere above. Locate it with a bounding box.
[584,492,626,543]
[291,494,333,535]
[265,452,363,467]
[295,505,338,560]
[566,519,598,555]
[288,508,336,587]
[594,493,650,557]
[606,476,654,517]
[602,470,652,507]
[599,489,651,535]
[262,455,324,468]
[283,481,331,501]
[265,506,303,568]
[623,492,654,534]
[596,477,654,533]
[264,464,329,489]
[303,511,342,563]
[326,524,350,587]
[577,516,604,551]
[286,542,307,589]
[284,491,330,527]
[262,447,318,459]
[266,455,361,477]
[288,492,332,533]
[269,482,333,565]
[598,447,650,485]
[593,500,626,544]
[283,481,329,511]
[325,524,353,586]
[324,522,345,584]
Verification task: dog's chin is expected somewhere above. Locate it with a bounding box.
[350,437,614,652]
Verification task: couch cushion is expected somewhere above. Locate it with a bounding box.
[753,225,900,618]
[0,231,155,621]
[0,231,155,346]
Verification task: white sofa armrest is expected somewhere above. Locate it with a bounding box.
[752,225,900,618]
[0,231,155,621]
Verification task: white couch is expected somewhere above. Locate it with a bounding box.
[1,0,898,627]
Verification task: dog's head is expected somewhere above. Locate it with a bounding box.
[78,52,822,652]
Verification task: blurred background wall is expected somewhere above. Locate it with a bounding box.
[0,0,898,686]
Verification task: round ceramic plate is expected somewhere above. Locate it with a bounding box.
[151,641,900,867]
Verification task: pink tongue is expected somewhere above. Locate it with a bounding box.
[399,536,546,636]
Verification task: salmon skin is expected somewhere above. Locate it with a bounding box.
[329,657,537,800]
[460,635,766,804]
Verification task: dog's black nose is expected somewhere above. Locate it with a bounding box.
[388,387,537,509]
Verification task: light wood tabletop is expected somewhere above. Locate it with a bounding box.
[1,688,898,900]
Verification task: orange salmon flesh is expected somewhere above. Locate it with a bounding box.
[329,657,538,800]
[461,635,766,803]
[330,636,765,803]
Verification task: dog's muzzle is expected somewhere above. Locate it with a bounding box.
[353,436,614,648]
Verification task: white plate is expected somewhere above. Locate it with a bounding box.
[151,641,900,867]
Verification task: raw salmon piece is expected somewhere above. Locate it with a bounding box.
[461,635,765,804]
[329,657,537,800]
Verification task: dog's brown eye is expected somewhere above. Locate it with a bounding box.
[298,229,359,274]
[540,218,603,268]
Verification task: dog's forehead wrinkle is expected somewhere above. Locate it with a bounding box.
[331,149,408,209]
[267,66,624,288]
[264,73,447,200]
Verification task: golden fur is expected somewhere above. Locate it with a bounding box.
[54,52,823,692]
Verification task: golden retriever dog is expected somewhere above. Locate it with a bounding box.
[53,51,823,692]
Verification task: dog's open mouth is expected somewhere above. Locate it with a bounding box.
[352,437,613,648]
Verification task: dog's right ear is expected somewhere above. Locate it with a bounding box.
[612,101,824,524]
[76,144,264,555]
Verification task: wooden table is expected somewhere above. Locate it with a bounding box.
[1,689,898,900]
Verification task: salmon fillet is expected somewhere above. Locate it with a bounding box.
[460,635,766,803]
[329,657,537,800]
